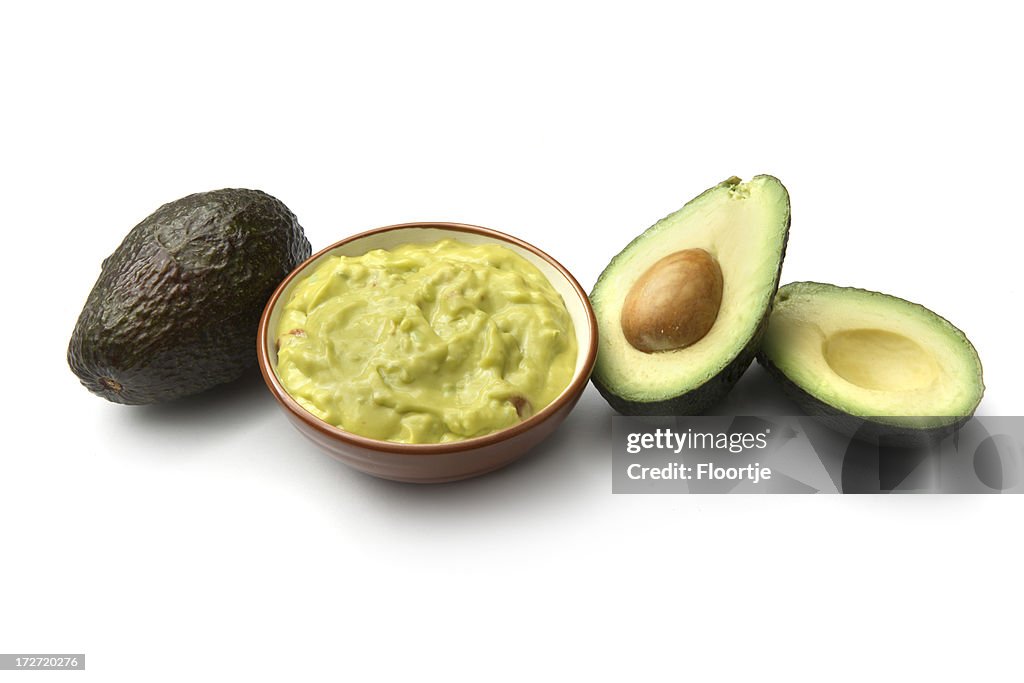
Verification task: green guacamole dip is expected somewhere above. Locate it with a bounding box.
[275,239,578,444]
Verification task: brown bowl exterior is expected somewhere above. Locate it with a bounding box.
[277,386,586,483]
[257,222,597,484]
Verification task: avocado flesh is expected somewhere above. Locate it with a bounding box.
[758,282,984,442]
[591,175,791,415]
[68,189,311,404]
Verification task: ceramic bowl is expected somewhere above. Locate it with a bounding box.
[257,222,598,483]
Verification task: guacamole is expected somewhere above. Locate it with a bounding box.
[274,239,578,443]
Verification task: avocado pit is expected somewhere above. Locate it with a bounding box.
[620,248,724,353]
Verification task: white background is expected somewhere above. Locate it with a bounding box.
[2,2,1022,681]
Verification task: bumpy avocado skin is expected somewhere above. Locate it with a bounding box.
[591,175,791,415]
[68,189,311,404]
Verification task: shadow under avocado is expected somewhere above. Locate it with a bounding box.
[705,363,802,417]
[110,367,276,449]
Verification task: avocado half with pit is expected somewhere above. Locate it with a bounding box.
[591,175,791,415]
[758,282,984,444]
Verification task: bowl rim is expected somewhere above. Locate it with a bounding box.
[257,221,598,454]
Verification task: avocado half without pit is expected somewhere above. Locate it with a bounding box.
[591,175,791,415]
[757,282,984,444]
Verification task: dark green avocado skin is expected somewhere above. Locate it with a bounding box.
[68,189,311,405]
[756,353,970,448]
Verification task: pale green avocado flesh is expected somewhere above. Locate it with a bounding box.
[758,282,984,433]
[591,175,791,415]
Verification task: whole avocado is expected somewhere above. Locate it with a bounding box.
[68,189,311,404]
